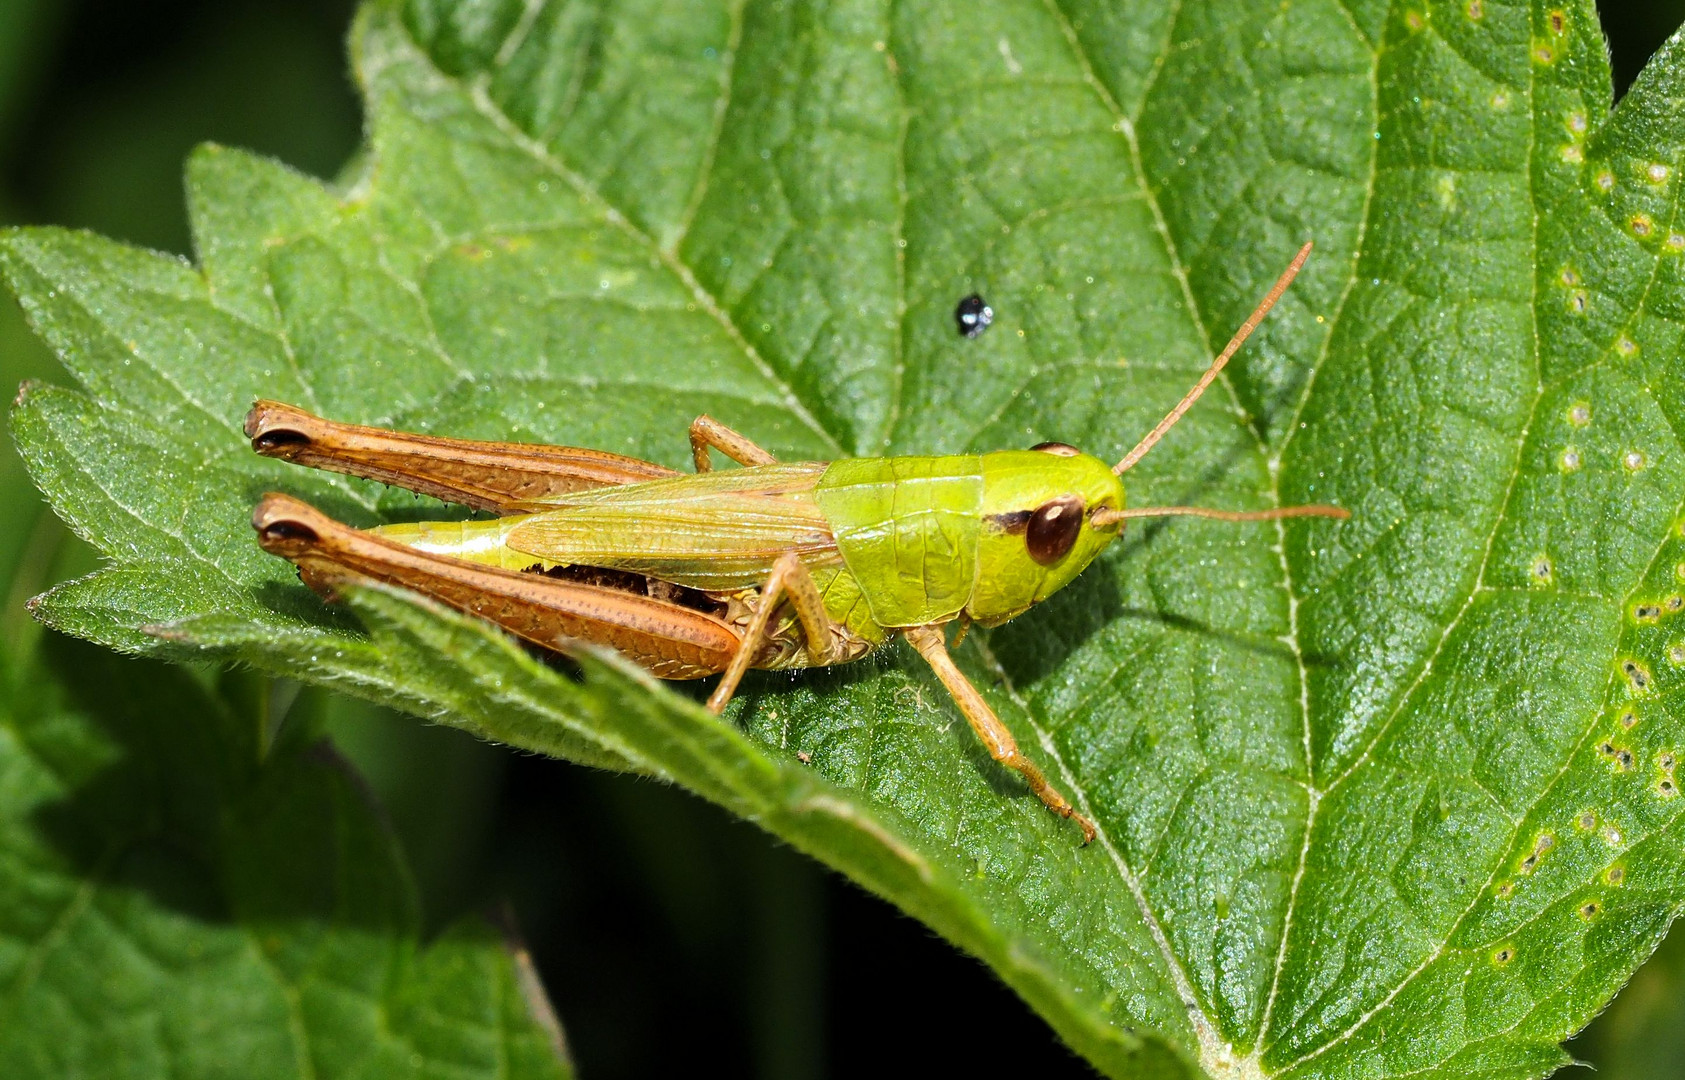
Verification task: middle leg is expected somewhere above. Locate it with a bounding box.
[706,551,839,713]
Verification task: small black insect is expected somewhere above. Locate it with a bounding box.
[954,294,993,338]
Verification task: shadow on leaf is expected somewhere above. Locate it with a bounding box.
[24,631,417,931]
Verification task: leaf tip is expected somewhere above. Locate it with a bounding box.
[486,902,572,1066]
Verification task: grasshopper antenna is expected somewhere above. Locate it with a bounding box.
[1091,503,1349,528]
[1113,241,1313,475]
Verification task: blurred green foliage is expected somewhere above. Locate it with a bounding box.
[0,7,574,1079]
[2,2,1684,1078]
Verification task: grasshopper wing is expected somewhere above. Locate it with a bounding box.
[246,400,680,513]
[504,463,838,593]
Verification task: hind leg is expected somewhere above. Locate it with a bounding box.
[246,399,679,511]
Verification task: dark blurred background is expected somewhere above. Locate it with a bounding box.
[0,2,1680,1077]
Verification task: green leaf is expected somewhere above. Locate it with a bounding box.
[0,631,573,1079]
[9,0,1685,1075]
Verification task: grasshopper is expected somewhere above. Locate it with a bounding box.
[248,243,1343,842]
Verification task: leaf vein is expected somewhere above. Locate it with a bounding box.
[669,0,746,251]
[435,53,844,454]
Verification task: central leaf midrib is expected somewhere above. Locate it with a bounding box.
[1250,1,1385,1063]
[1041,0,1297,1068]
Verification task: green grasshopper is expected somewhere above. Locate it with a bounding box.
[248,243,1343,842]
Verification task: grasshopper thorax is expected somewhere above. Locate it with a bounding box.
[966,447,1124,627]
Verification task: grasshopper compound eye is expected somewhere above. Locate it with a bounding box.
[1026,494,1086,564]
[1029,441,1081,456]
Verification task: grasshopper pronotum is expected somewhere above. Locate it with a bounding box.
[249,242,1343,842]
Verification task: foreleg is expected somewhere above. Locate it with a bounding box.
[904,624,1096,843]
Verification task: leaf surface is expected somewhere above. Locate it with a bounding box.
[11,0,1685,1075]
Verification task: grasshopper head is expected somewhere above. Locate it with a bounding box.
[959,244,1337,629]
[966,445,1125,627]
